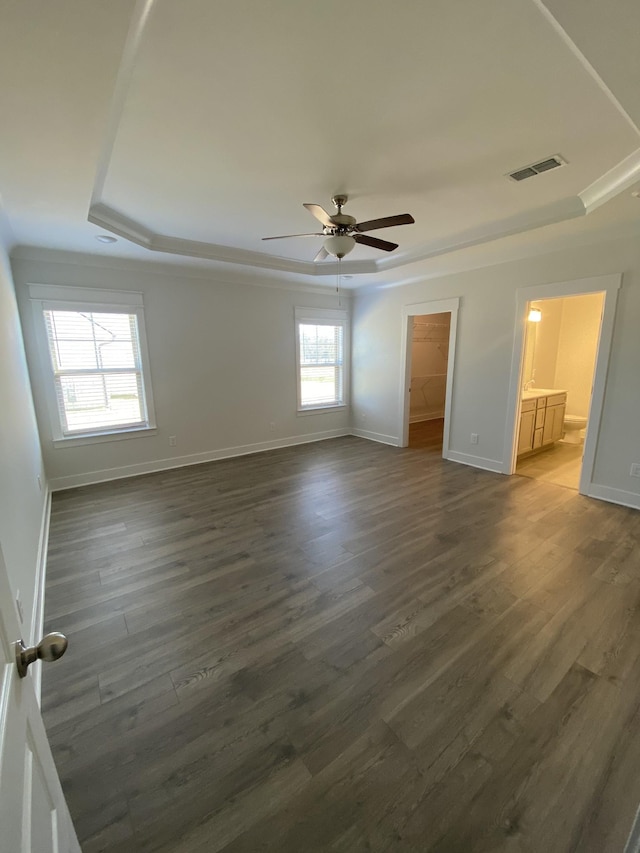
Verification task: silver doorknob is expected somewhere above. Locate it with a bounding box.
[15,632,68,678]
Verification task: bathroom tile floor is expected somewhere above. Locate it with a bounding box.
[516,441,583,489]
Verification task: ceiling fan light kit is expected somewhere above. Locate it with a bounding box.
[262,194,415,261]
[324,233,356,259]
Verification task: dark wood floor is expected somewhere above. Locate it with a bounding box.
[42,436,640,852]
[408,417,444,451]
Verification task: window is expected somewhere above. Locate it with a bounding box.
[29,285,155,443]
[295,307,348,411]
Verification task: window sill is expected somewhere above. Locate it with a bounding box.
[297,405,348,417]
[53,426,157,449]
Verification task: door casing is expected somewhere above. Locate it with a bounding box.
[398,297,460,454]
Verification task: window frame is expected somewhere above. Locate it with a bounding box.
[294,307,349,414]
[28,285,156,446]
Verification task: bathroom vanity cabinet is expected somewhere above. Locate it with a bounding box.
[517,390,567,456]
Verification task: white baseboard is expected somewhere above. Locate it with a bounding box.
[409,412,444,424]
[31,485,52,704]
[350,428,400,447]
[625,807,640,853]
[446,450,504,474]
[587,483,640,511]
[49,429,351,491]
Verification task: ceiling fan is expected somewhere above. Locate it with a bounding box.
[262,194,415,261]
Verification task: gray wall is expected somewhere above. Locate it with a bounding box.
[12,253,351,489]
[0,245,47,640]
[352,233,640,504]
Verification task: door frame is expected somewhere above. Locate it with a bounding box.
[502,273,621,495]
[399,297,459,454]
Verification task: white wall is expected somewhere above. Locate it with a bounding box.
[0,244,47,641]
[554,293,603,418]
[523,298,564,390]
[12,253,351,489]
[522,293,603,417]
[352,232,640,504]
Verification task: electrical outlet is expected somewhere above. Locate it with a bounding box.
[630,463,640,478]
[37,475,42,491]
[169,436,177,447]
[470,433,479,445]
[269,422,275,432]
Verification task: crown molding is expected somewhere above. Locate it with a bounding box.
[85,0,639,281]
[88,202,378,276]
[355,216,640,295]
[90,0,157,208]
[375,196,587,272]
[9,245,354,297]
[533,0,640,137]
[579,147,640,212]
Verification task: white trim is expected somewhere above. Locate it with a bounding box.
[48,429,351,491]
[90,0,156,206]
[31,488,52,704]
[587,484,640,512]
[349,428,400,447]
[53,426,157,448]
[530,0,640,136]
[624,806,640,853]
[580,148,640,213]
[28,287,157,443]
[12,246,356,296]
[27,283,143,306]
[447,450,504,474]
[88,203,378,277]
[399,298,459,458]
[502,274,621,500]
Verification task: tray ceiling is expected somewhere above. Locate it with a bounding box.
[2,0,640,286]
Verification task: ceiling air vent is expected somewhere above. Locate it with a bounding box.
[508,155,566,182]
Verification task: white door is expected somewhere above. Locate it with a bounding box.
[0,543,79,853]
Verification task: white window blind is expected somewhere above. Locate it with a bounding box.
[295,308,348,411]
[43,309,149,436]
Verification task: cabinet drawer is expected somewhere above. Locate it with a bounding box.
[533,427,544,449]
[536,397,547,409]
[547,393,567,407]
[521,399,536,413]
[535,408,545,429]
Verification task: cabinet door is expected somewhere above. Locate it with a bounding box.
[542,403,565,444]
[518,408,536,454]
[550,403,566,441]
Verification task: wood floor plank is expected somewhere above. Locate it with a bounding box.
[41,436,640,852]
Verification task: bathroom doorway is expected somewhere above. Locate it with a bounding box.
[399,298,459,456]
[503,273,621,497]
[515,292,604,489]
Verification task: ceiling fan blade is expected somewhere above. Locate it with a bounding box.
[355,213,415,232]
[354,234,398,252]
[303,203,335,227]
[314,246,329,262]
[262,233,324,240]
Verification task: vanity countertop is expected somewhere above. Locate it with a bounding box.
[522,388,567,401]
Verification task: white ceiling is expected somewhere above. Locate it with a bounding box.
[2,0,640,288]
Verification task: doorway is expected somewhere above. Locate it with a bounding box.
[503,274,621,496]
[515,292,604,489]
[408,312,450,451]
[399,298,459,456]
